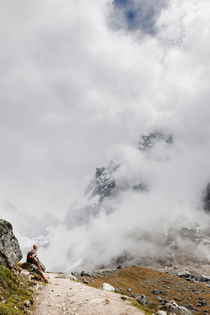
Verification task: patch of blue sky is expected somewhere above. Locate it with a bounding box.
[111,0,166,35]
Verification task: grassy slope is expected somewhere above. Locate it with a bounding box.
[81,265,210,315]
[0,263,43,315]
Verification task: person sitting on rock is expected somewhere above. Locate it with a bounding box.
[27,244,50,284]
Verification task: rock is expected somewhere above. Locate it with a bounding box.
[23,300,31,307]
[29,263,43,277]
[136,294,147,305]
[100,283,115,292]
[138,131,173,152]
[200,275,210,282]
[156,311,167,315]
[146,300,154,307]
[178,271,191,279]
[117,265,122,270]
[131,293,138,299]
[115,288,122,293]
[186,304,195,310]
[156,296,162,302]
[21,270,30,277]
[69,274,78,281]
[166,300,192,315]
[0,297,6,304]
[0,219,22,268]
[82,278,89,284]
[127,288,132,292]
[153,289,160,295]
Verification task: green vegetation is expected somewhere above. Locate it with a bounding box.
[129,299,153,315]
[0,263,42,315]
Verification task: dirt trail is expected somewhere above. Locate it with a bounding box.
[33,273,144,315]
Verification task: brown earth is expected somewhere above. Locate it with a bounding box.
[79,265,210,315]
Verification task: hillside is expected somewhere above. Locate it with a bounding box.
[0,263,42,315]
[76,265,210,315]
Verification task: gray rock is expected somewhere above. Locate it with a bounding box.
[153,289,160,295]
[156,296,162,302]
[146,300,154,307]
[166,300,192,315]
[186,304,195,310]
[0,219,22,268]
[178,271,191,279]
[136,294,147,305]
[156,311,167,315]
[127,288,132,292]
[115,288,122,293]
[198,301,207,306]
[131,293,138,299]
[138,131,173,152]
[200,274,210,282]
[82,278,89,284]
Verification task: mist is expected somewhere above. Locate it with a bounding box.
[0,0,210,271]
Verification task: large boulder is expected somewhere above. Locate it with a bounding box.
[100,283,115,292]
[0,219,22,268]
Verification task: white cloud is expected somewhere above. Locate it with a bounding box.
[0,0,210,270]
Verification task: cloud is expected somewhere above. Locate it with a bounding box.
[0,0,210,270]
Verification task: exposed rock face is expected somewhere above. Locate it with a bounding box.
[138,131,173,152]
[0,219,22,268]
[85,160,120,202]
[64,159,147,229]
[85,159,147,203]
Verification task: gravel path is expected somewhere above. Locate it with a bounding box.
[33,273,144,315]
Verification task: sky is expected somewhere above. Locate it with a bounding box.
[0,0,210,270]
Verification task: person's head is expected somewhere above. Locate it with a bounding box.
[33,244,38,250]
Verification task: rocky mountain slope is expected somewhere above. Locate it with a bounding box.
[63,131,210,270]
[75,264,210,315]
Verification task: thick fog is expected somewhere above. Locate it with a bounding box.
[0,0,210,271]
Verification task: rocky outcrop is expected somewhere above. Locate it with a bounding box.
[138,131,173,152]
[85,160,120,202]
[0,219,22,268]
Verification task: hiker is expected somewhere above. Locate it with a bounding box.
[27,244,50,284]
